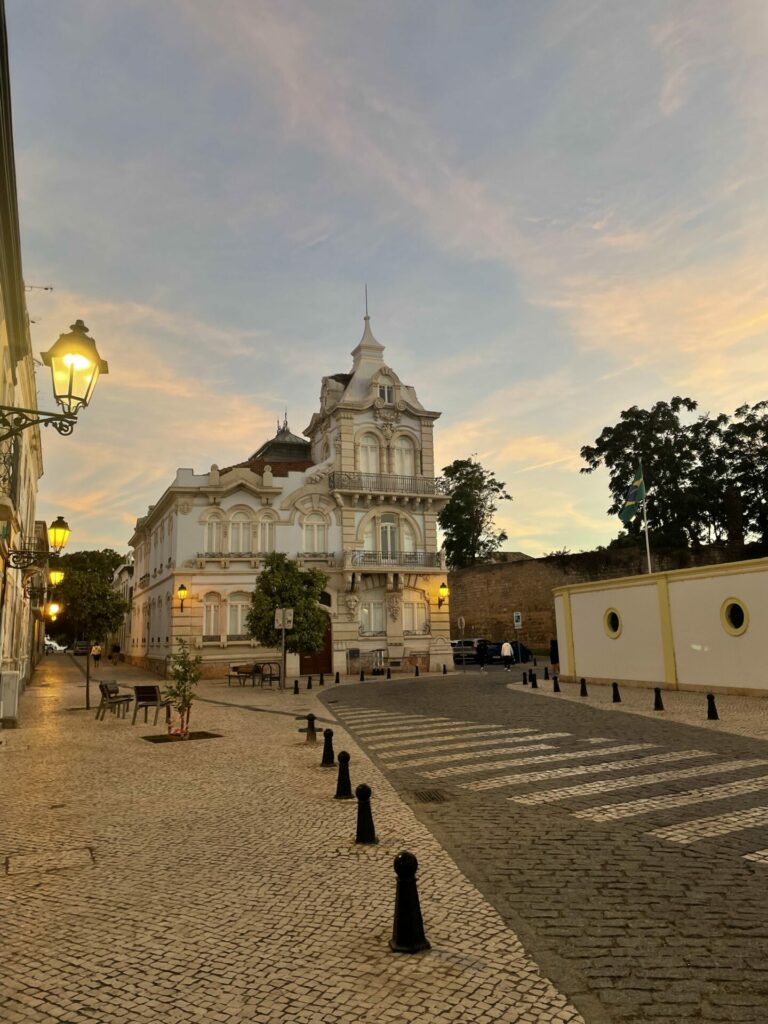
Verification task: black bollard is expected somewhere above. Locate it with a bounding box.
[580,678,588,697]
[386,667,391,679]
[544,666,549,680]
[389,851,431,954]
[319,672,325,687]
[442,663,447,675]
[553,675,560,693]
[360,669,365,682]
[293,679,299,695]
[531,672,538,689]
[321,728,335,767]
[307,675,312,690]
[415,665,420,677]
[654,687,664,711]
[533,657,537,667]
[335,671,340,684]
[707,693,719,721]
[612,681,621,703]
[334,751,353,799]
[300,713,318,744]
[355,784,377,844]
[522,671,528,685]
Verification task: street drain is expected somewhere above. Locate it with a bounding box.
[413,789,448,804]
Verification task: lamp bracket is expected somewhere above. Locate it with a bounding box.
[0,404,78,442]
[8,546,49,570]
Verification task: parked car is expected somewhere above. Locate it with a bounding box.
[44,640,66,653]
[451,638,501,664]
[72,641,90,656]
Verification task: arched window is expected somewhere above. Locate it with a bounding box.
[401,520,416,554]
[230,512,251,554]
[303,513,327,553]
[203,592,221,638]
[393,436,415,477]
[205,516,223,554]
[359,432,380,474]
[228,591,250,638]
[380,513,398,561]
[257,517,275,553]
[363,519,375,552]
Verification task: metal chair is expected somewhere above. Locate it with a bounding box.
[95,681,132,721]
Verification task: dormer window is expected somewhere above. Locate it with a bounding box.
[378,384,394,405]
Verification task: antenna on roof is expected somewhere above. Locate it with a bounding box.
[283,408,288,431]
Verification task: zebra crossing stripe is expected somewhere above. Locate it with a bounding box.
[388,742,558,766]
[743,848,768,864]
[354,719,462,737]
[511,758,768,806]
[429,744,680,782]
[459,744,658,790]
[648,804,768,844]
[386,736,564,768]
[575,775,768,822]
[382,744,559,770]
[367,726,509,751]
[439,748,709,785]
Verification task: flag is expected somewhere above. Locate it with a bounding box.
[619,463,646,526]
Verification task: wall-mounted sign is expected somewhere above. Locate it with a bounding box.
[513,611,523,630]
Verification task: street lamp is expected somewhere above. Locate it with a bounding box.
[437,581,449,608]
[48,568,65,587]
[0,320,108,441]
[177,584,188,612]
[8,515,70,571]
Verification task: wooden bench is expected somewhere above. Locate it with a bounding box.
[228,663,258,686]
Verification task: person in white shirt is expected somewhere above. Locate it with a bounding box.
[501,640,513,671]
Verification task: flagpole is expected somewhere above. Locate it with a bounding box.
[642,495,652,574]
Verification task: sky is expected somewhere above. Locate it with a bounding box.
[6,0,768,558]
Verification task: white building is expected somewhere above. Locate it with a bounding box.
[127,315,452,678]
[554,556,768,695]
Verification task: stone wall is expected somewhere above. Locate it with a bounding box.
[448,543,766,651]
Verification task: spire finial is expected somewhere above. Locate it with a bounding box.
[364,283,369,320]
[283,408,288,431]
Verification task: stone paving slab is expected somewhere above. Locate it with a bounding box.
[0,657,583,1024]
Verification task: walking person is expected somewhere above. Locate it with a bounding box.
[501,639,513,671]
[476,639,488,672]
[90,641,102,668]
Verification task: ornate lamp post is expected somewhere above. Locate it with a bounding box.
[437,581,449,609]
[177,584,188,612]
[0,320,108,441]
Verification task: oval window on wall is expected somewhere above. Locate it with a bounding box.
[603,608,622,639]
[720,597,749,637]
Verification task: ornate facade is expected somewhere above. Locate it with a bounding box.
[127,315,452,678]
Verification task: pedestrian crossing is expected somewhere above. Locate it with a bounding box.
[331,703,768,863]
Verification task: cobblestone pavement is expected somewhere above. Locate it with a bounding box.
[320,667,768,1023]
[0,657,584,1024]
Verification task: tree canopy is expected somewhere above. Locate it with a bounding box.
[438,457,512,569]
[581,398,768,547]
[50,548,128,644]
[246,552,328,653]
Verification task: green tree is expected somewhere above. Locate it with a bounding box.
[52,549,128,708]
[166,638,202,737]
[246,552,328,653]
[581,398,768,547]
[438,457,512,569]
[722,402,768,545]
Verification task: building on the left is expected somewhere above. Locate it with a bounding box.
[0,2,46,725]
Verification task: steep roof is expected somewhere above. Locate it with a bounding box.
[221,416,314,475]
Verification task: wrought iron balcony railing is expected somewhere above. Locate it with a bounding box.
[348,549,442,568]
[328,472,448,496]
